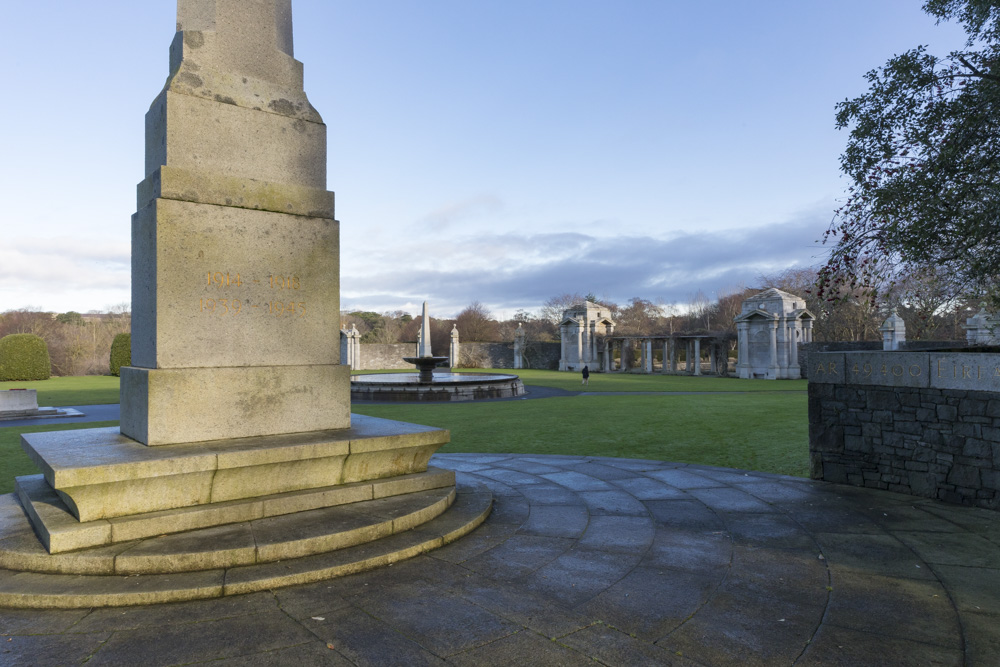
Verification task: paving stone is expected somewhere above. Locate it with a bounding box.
[474,469,545,487]
[576,566,717,641]
[480,494,529,525]
[641,527,732,573]
[723,512,818,551]
[540,471,614,491]
[496,461,565,475]
[642,468,725,489]
[932,565,1000,614]
[796,623,963,666]
[302,604,448,666]
[346,580,521,657]
[644,499,727,532]
[725,546,830,608]
[516,504,589,539]
[960,610,1000,666]
[656,589,825,666]
[462,535,575,580]
[86,610,317,666]
[0,632,111,666]
[445,576,593,638]
[575,514,654,553]
[736,480,825,504]
[562,461,647,481]
[516,485,580,505]
[429,521,518,564]
[559,622,702,666]
[525,547,644,607]
[69,590,279,632]
[813,532,938,580]
[609,476,690,500]
[825,571,962,649]
[205,641,355,666]
[448,629,594,666]
[893,530,1000,567]
[577,490,648,516]
[0,607,90,635]
[685,487,776,513]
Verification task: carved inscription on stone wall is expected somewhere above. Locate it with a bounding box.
[810,352,1000,391]
[200,271,307,319]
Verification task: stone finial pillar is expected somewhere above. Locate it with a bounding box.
[121,0,349,445]
[350,324,361,370]
[513,323,525,369]
[449,325,460,368]
[880,309,907,351]
[559,324,569,371]
[693,339,702,376]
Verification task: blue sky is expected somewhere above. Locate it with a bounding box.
[0,1,970,318]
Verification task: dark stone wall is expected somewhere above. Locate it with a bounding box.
[459,342,561,370]
[355,343,417,370]
[808,351,1000,510]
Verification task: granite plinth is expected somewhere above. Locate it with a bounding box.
[21,414,448,524]
[352,372,526,402]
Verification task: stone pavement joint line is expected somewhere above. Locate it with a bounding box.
[0,453,997,666]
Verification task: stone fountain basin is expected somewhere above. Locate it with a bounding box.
[351,373,525,402]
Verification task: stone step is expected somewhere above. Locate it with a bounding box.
[21,414,448,522]
[15,467,455,554]
[2,484,457,575]
[0,483,491,609]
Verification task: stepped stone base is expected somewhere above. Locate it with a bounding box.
[21,414,446,524]
[0,481,491,609]
[0,413,492,608]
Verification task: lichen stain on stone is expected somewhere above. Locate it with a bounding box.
[292,120,307,134]
[214,95,238,106]
[268,99,296,116]
[183,32,205,49]
[176,72,203,89]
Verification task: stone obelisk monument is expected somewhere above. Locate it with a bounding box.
[0,2,490,608]
[122,0,350,445]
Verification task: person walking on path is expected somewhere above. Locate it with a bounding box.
[582,365,590,386]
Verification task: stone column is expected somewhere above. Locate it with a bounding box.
[449,325,460,368]
[643,340,652,373]
[340,329,350,369]
[661,340,669,374]
[351,326,361,370]
[769,321,779,379]
[122,0,350,445]
[603,338,611,372]
[575,323,584,369]
[693,339,702,376]
[559,324,569,371]
[670,339,677,372]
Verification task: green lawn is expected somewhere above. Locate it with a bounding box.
[0,376,120,407]
[354,392,808,478]
[0,372,810,495]
[0,421,120,493]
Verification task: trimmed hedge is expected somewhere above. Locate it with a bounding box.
[109,333,131,377]
[0,334,51,381]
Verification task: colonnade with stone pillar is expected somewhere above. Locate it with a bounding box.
[340,325,361,371]
[602,335,730,376]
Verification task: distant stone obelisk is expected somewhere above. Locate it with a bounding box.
[121,0,350,445]
[417,301,433,357]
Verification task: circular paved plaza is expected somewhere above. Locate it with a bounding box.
[1,453,997,665]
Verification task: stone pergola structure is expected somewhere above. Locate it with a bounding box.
[734,288,814,380]
[601,334,733,376]
[558,301,616,371]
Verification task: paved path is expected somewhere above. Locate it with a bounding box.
[1,453,996,665]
